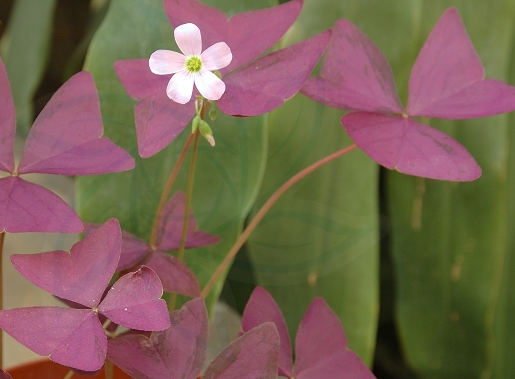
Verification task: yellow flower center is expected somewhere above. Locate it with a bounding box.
[185,56,203,73]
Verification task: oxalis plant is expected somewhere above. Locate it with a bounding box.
[0,0,514,378]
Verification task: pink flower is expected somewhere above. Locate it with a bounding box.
[149,23,232,104]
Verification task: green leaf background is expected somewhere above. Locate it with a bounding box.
[3,0,515,377]
[0,0,57,135]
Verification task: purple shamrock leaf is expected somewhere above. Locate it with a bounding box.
[115,0,330,157]
[301,8,515,181]
[84,191,219,297]
[0,57,135,233]
[0,219,170,372]
[0,371,12,379]
[108,297,280,379]
[242,286,376,379]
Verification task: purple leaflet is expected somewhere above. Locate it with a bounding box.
[108,297,208,379]
[0,219,170,372]
[301,8,515,181]
[0,177,83,234]
[115,0,330,157]
[0,58,135,233]
[99,266,170,331]
[108,297,280,379]
[343,113,479,181]
[0,371,12,379]
[84,191,219,297]
[113,58,196,158]
[242,286,376,379]
[217,31,331,117]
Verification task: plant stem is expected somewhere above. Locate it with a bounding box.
[0,231,4,369]
[149,132,196,249]
[168,130,200,312]
[62,370,74,379]
[105,360,114,379]
[177,130,200,262]
[200,143,358,298]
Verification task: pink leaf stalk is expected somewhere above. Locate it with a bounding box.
[108,298,280,379]
[0,58,135,233]
[115,0,330,157]
[242,286,376,379]
[0,219,170,372]
[84,191,219,297]
[301,8,515,181]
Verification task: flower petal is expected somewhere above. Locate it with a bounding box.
[174,23,202,56]
[167,71,195,104]
[149,50,186,75]
[201,42,232,71]
[195,69,225,100]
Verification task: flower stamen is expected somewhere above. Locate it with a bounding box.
[185,56,203,73]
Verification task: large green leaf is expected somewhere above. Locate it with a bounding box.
[77,0,272,309]
[0,0,57,135]
[388,1,515,378]
[243,0,383,364]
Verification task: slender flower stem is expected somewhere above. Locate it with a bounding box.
[62,370,74,379]
[177,130,200,262]
[201,144,358,298]
[169,130,201,312]
[105,360,114,379]
[149,132,196,249]
[0,231,4,369]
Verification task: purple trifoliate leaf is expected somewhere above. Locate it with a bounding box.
[301,19,403,114]
[84,222,150,271]
[0,176,83,233]
[54,289,121,334]
[108,297,208,379]
[242,287,375,379]
[157,190,220,250]
[98,266,170,331]
[10,218,121,307]
[17,71,134,175]
[295,297,376,379]
[342,112,481,181]
[164,0,302,74]
[0,307,106,372]
[0,58,15,173]
[114,59,196,158]
[242,286,293,377]
[407,7,515,118]
[203,322,280,379]
[218,30,331,117]
[145,251,201,297]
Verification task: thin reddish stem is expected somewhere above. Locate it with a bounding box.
[201,144,358,298]
[104,360,114,379]
[149,132,196,249]
[168,130,200,312]
[177,130,200,262]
